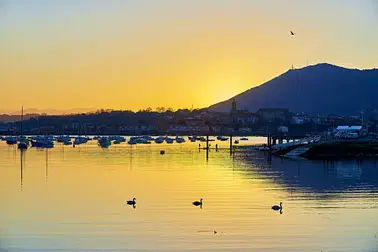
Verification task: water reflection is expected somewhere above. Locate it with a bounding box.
[236,150,378,195]
[45,148,49,183]
[20,149,25,192]
[1,141,377,252]
[129,147,133,171]
[125,203,136,209]
[59,144,65,161]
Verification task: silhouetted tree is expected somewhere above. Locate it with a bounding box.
[176,108,191,114]
[156,107,165,113]
[138,107,153,113]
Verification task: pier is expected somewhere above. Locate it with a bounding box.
[266,133,312,150]
[201,135,234,160]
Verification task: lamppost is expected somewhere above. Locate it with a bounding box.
[266,120,271,137]
[266,120,272,149]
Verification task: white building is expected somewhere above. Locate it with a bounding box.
[335,125,362,134]
[292,116,308,124]
[277,125,289,133]
[239,127,252,133]
[334,125,362,138]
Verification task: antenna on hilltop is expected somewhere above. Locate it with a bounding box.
[359,109,364,127]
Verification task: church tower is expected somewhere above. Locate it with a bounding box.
[231,98,237,114]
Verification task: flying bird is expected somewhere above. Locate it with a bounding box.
[290,31,295,36]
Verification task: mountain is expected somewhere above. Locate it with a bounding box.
[208,63,378,115]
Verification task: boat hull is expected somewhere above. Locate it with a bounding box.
[17,141,28,149]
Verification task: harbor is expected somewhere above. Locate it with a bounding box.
[3,130,378,160]
[2,0,378,251]
[1,136,378,252]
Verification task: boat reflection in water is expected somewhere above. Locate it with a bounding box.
[1,142,377,252]
[235,150,378,196]
[20,149,25,191]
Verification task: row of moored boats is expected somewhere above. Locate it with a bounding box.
[0,135,249,149]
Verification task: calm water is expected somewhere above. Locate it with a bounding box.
[1,137,378,252]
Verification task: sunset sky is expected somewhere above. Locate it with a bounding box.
[1,0,378,113]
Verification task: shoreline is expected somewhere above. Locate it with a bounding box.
[0,133,268,137]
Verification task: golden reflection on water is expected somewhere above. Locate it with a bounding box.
[0,138,378,251]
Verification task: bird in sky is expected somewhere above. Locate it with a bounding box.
[290,31,295,35]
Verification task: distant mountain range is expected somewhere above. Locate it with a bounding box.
[0,108,98,116]
[208,63,378,115]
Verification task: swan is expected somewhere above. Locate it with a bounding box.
[127,198,136,205]
[272,202,282,211]
[193,198,203,206]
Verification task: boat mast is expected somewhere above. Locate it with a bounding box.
[21,106,24,137]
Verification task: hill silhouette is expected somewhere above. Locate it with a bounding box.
[208,63,378,115]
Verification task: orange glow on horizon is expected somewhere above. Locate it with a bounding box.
[1,1,378,113]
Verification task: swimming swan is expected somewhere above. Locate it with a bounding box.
[127,198,136,205]
[193,198,203,206]
[272,202,282,211]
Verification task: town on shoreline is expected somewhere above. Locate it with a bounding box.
[0,101,374,137]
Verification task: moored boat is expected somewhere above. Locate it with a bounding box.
[165,137,174,144]
[199,137,206,142]
[74,136,88,145]
[56,135,71,143]
[176,136,185,143]
[128,139,137,145]
[6,136,18,145]
[17,139,29,149]
[63,139,72,145]
[155,137,164,144]
[98,137,111,148]
[31,138,54,148]
[17,106,29,150]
